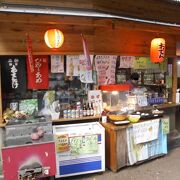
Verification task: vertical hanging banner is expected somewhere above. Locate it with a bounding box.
[1,56,27,93]
[66,55,80,76]
[80,34,93,83]
[26,34,34,73]
[27,55,49,89]
[95,55,117,85]
[51,55,64,73]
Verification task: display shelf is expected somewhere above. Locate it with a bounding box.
[52,115,101,122]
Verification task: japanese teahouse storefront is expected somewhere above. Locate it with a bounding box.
[0,0,180,179]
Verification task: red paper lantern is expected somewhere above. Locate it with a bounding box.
[44,29,64,48]
[150,38,165,63]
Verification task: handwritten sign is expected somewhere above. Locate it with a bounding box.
[66,55,80,76]
[119,56,135,68]
[134,57,159,69]
[88,90,103,115]
[95,55,117,85]
[51,55,64,73]
[161,117,170,134]
[132,119,160,144]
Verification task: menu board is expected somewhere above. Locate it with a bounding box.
[95,55,117,85]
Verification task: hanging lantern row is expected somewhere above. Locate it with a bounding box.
[43,29,165,64]
[150,38,166,63]
[44,29,64,49]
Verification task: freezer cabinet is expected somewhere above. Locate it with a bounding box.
[53,122,105,178]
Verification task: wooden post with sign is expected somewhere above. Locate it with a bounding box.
[0,64,3,124]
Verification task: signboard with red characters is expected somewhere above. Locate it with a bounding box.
[27,55,49,89]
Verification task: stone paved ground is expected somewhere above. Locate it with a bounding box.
[59,147,180,180]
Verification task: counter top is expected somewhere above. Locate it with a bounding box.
[102,116,165,131]
[52,115,101,123]
[136,102,180,112]
[1,103,179,127]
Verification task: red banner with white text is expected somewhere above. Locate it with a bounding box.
[27,55,49,89]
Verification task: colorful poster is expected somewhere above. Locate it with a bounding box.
[66,55,80,76]
[95,55,117,85]
[51,55,64,73]
[79,54,94,83]
[1,56,27,93]
[19,99,38,115]
[27,55,49,89]
[70,135,98,155]
[119,56,135,68]
[37,90,55,116]
[55,134,70,153]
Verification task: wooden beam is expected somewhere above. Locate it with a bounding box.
[1,0,180,24]
[94,0,180,24]
[1,0,94,9]
[0,13,180,36]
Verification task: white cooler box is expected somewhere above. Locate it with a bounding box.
[53,122,105,178]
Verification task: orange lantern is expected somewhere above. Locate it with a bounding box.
[150,38,165,63]
[44,29,64,49]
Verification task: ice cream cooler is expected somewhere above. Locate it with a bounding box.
[2,119,56,180]
[53,122,105,178]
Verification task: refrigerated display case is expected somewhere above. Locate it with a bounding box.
[2,119,56,180]
[100,84,130,112]
[53,122,105,178]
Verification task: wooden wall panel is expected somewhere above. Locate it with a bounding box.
[94,0,180,24]
[0,13,178,56]
[0,22,94,55]
[2,0,180,24]
[94,27,176,56]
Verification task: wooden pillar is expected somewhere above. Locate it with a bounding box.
[0,64,2,124]
[172,57,177,103]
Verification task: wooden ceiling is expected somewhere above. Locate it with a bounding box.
[0,0,179,56]
[1,0,180,24]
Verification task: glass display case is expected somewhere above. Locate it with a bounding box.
[100,84,130,112]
